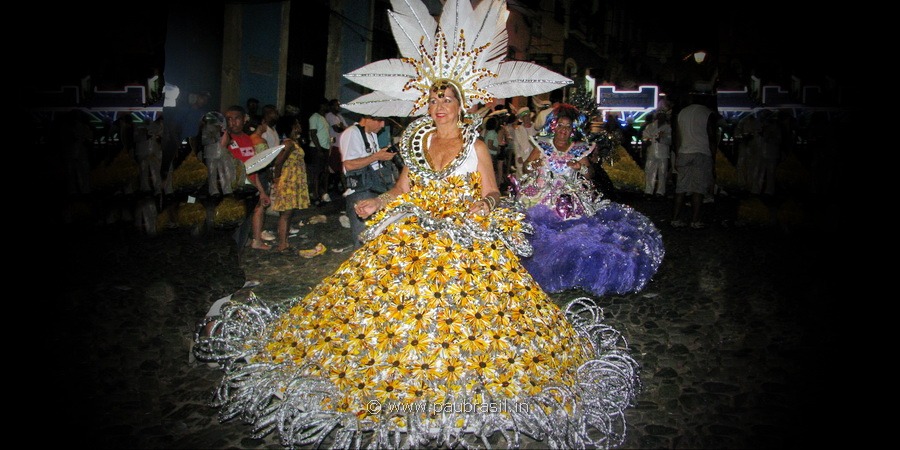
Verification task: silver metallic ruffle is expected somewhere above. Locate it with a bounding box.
[359,201,535,258]
[194,295,639,449]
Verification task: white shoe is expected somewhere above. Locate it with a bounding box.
[261,230,276,241]
[322,193,332,202]
[339,214,350,229]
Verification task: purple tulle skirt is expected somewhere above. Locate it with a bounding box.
[520,204,664,296]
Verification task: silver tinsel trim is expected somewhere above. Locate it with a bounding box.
[399,114,483,181]
[194,296,638,449]
[359,202,534,257]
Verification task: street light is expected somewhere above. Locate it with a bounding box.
[683,50,707,64]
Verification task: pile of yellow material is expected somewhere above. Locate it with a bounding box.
[172,152,208,191]
[176,202,207,228]
[737,196,772,226]
[91,149,138,191]
[776,154,814,194]
[601,146,644,191]
[214,196,247,226]
[715,152,740,193]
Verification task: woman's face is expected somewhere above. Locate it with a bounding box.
[552,117,573,147]
[428,86,461,127]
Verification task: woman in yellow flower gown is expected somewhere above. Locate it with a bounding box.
[195,1,637,448]
[196,84,638,449]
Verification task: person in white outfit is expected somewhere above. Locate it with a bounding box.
[511,106,537,177]
[642,111,672,197]
[671,97,718,229]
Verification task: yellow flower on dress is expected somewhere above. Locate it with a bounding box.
[409,306,434,332]
[443,173,470,192]
[466,353,497,379]
[425,284,447,305]
[349,375,376,400]
[403,379,431,401]
[508,302,534,328]
[397,271,421,299]
[459,329,488,354]
[435,309,464,335]
[372,281,394,301]
[404,248,427,273]
[522,349,546,372]
[482,258,506,284]
[410,354,439,380]
[386,296,411,320]
[440,356,465,384]
[309,333,337,357]
[362,305,387,328]
[374,377,403,403]
[431,234,455,256]
[492,306,512,327]
[359,354,379,378]
[486,371,518,398]
[401,332,431,359]
[329,343,360,366]
[383,353,406,378]
[373,253,403,280]
[433,334,460,360]
[480,282,501,306]
[424,253,456,285]
[498,351,525,375]
[374,324,404,353]
[486,329,511,353]
[456,261,480,285]
[462,305,491,331]
[481,241,504,262]
[498,259,525,284]
[329,365,355,391]
[444,284,473,309]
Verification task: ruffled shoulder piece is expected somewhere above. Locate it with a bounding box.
[360,199,534,257]
[400,114,483,181]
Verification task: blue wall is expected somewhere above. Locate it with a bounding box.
[339,2,371,108]
[240,2,284,107]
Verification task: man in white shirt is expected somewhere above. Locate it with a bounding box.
[672,97,718,229]
[261,104,281,149]
[339,116,396,248]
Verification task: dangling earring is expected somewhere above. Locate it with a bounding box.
[457,113,464,129]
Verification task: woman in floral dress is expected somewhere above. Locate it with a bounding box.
[270,115,310,252]
[516,104,665,297]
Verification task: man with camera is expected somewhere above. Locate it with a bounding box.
[338,115,398,249]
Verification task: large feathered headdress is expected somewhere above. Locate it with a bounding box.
[342,0,572,117]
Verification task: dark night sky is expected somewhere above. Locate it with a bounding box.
[28,1,847,92]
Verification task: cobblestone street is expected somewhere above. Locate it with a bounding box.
[58,191,839,448]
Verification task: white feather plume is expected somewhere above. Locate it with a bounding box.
[482,61,573,98]
[471,0,508,63]
[439,0,473,53]
[342,91,419,117]
[342,0,571,117]
[344,59,417,92]
[388,0,436,57]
